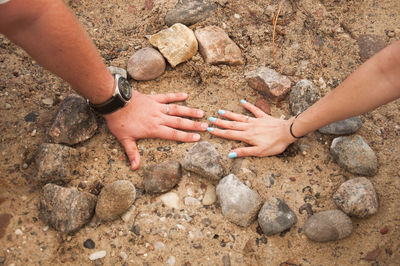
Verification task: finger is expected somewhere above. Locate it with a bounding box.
[240,99,268,118]
[229,146,263,158]
[206,127,246,142]
[217,109,254,123]
[149,92,188,103]
[120,138,141,170]
[208,116,247,131]
[163,116,208,131]
[157,126,201,142]
[164,104,204,118]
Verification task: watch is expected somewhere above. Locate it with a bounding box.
[89,74,132,115]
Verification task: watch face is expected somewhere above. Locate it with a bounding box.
[118,77,132,101]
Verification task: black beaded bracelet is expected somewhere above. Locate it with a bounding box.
[289,114,304,139]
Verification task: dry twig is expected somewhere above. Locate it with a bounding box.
[272,0,284,73]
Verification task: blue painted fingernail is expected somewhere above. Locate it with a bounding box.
[228,152,237,159]
[207,127,214,132]
[218,109,225,115]
[240,99,246,104]
[209,117,217,122]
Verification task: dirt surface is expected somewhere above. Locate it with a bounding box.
[1,0,400,265]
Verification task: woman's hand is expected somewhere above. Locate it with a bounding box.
[207,100,297,158]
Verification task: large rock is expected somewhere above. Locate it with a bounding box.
[35,143,79,184]
[195,26,244,65]
[304,210,352,242]
[48,94,98,145]
[127,47,166,81]
[95,180,136,222]
[318,117,362,135]
[148,23,198,67]
[330,135,378,176]
[216,174,262,227]
[289,79,320,115]
[107,66,127,79]
[333,177,378,218]
[357,34,386,62]
[245,67,291,102]
[165,0,217,26]
[39,184,97,233]
[257,197,297,236]
[143,161,181,193]
[182,141,225,181]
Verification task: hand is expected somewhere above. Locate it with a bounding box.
[207,100,297,158]
[104,91,207,170]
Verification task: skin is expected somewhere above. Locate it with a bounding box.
[0,0,208,170]
[208,40,400,158]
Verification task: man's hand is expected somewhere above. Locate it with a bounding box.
[104,91,207,170]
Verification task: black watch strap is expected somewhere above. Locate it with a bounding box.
[89,95,126,115]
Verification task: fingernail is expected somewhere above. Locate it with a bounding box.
[193,134,200,141]
[218,110,225,115]
[207,127,214,132]
[201,123,208,129]
[228,152,237,159]
[197,110,204,117]
[209,117,216,122]
[240,99,246,104]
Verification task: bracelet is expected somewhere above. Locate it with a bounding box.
[289,114,304,139]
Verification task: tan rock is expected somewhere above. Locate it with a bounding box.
[127,47,166,81]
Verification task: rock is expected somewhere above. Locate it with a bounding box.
[24,112,38,122]
[121,205,136,223]
[4,103,11,109]
[245,67,291,102]
[39,184,97,233]
[127,47,166,81]
[304,210,352,242]
[148,23,198,67]
[357,34,387,62]
[159,192,181,209]
[333,177,378,218]
[231,158,256,180]
[165,0,217,26]
[83,239,95,249]
[216,174,262,227]
[35,143,79,184]
[257,197,297,236]
[48,94,98,145]
[89,250,106,261]
[182,141,225,181]
[107,66,127,79]
[95,180,136,222]
[195,26,244,65]
[255,98,271,115]
[153,241,165,251]
[184,196,201,207]
[202,184,216,205]
[166,256,176,265]
[143,161,181,193]
[42,97,54,106]
[222,254,231,266]
[330,135,378,176]
[289,79,321,115]
[318,117,362,135]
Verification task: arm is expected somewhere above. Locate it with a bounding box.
[0,0,207,170]
[208,40,400,158]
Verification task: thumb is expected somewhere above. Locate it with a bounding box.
[120,138,141,170]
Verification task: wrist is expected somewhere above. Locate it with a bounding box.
[86,73,115,104]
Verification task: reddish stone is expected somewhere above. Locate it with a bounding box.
[358,35,386,62]
[289,177,296,182]
[255,98,271,115]
[380,227,388,235]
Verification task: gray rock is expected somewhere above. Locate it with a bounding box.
[95,180,136,222]
[357,34,387,62]
[318,117,362,135]
[39,184,97,233]
[245,67,291,102]
[35,143,79,184]
[304,210,352,242]
[107,66,127,79]
[333,177,378,218]
[127,47,166,81]
[216,174,262,227]
[257,197,297,236]
[48,94,98,145]
[143,161,181,193]
[182,141,225,181]
[330,135,378,176]
[289,79,321,115]
[165,0,217,26]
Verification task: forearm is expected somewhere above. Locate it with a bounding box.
[292,40,400,137]
[0,0,113,104]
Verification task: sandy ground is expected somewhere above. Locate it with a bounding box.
[1,0,400,265]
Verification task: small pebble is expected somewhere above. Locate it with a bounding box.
[5,103,11,109]
[166,256,176,265]
[42,98,54,106]
[15,229,23,235]
[380,227,388,235]
[89,250,106,261]
[234,13,241,19]
[153,241,166,251]
[84,239,95,249]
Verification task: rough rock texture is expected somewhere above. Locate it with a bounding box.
[255,98,271,115]
[148,23,198,67]
[202,184,216,205]
[216,174,262,227]
[95,180,136,222]
[165,0,217,26]
[159,192,181,209]
[48,94,98,145]
[245,67,291,102]
[182,141,225,181]
[35,143,79,184]
[107,66,127,79]
[257,197,297,236]
[39,184,97,234]
[127,47,166,81]
[318,117,362,135]
[333,177,379,218]
[304,210,353,242]
[330,135,378,176]
[195,26,244,65]
[357,34,387,62]
[143,161,181,193]
[289,79,321,115]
